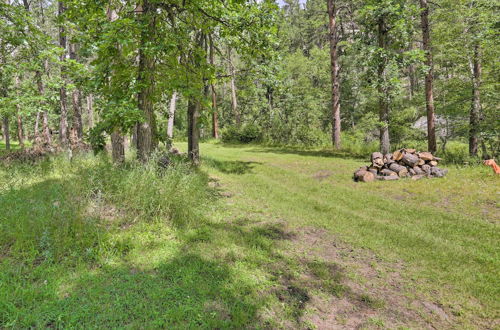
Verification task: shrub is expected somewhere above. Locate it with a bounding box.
[221,125,262,144]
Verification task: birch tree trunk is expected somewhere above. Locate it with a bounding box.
[167,92,177,140]
[228,48,240,126]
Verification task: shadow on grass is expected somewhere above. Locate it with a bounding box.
[0,157,352,328]
[203,156,261,174]
[243,145,369,161]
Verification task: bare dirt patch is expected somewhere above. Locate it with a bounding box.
[312,170,333,181]
[286,227,455,329]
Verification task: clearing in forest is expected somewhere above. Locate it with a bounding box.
[0,143,498,329]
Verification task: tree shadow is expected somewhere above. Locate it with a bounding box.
[0,156,355,328]
[244,146,368,161]
[203,156,261,174]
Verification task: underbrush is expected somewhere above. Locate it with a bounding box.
[0,152,210,267]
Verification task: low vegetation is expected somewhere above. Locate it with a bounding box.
[1,143,498,328]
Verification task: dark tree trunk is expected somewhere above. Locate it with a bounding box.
[34,111,40,139]
[17,114,24,149]
[209,35,219,139]
[187,98,200,164]
[377,18,391,154]
[58,1,68,147]
[15,76,24,148]
[469,41,482,157]
[69,43,83,141]
[111,128,125,164]
[2,116,10,151]
[136,0,158,161]
[420,0,437,153]
[34,71,51,145]
[327,0,341,149]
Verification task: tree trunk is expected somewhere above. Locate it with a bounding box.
[187,98,200,164]
[167,92,177,140]
[420,0,437,153]
[377,18,391,154]
[469,41,481,157]
[58,1,68,147]
[327,0,341,149]
[69,43,83,141]
[228,48,240,126]
[87,94,94,128]
[111,128,125,164]
[15,76,24,148]
[209,35,219,139]
[34,111,40,140]
[34,71,51,145]
[2,116,10,151]
[17,114,24,149]
[136,0,158,161]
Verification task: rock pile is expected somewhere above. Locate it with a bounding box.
[353,148,448,182]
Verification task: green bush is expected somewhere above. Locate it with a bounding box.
[221,125,262,144]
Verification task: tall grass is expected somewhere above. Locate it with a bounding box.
[0,151,210,266]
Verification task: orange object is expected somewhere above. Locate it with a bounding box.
[483,159,500,174]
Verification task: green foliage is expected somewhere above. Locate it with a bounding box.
[221,125,262,144]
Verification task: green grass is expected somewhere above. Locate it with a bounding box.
[0,143,498,328]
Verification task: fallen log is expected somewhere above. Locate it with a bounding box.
[402,153,420,167]
[354,169,375,182]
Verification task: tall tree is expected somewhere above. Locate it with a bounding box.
[228,48,240,126]
[209,35,219,139]
[2,116,9,150]
[136,0,158,161]
[69,42,83,141]
[166,92,177,141]
[327,0,341,149]
[420,0,436,153]
[58,0,69,147]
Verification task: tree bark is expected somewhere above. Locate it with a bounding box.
[69,43,83,141]
[469,41,481,156]
[167,92,177,140]
[420,0,437,153]
[17,114,24,149]
[187,98,200,164]
[377,18,391,154]
[209,35,219,139]
[136,0,158,161]
[87,94,94,128]
[34,71,51,145]
[327,0,341,149]
[15,76,24,148]
[34,111,40,139]
[228,48,240,126]
[111,128,125,164]
[58,1,68,147]
[2,116,10,151]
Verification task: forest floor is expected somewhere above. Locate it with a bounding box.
[1,141,498,329]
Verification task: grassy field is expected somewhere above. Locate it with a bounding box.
[0,142,498,328]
